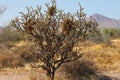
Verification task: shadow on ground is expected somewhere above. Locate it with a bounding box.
[97,74,119,80]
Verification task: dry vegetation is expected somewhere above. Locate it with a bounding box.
[79,39,120,72]
[0,0,120,80]
[0,39,120,80]
[10,0,99,79]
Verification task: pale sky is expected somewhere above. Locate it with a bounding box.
[0,0,120,26]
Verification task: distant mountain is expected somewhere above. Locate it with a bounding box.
[92,13,120,28]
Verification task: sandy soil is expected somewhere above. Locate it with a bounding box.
[103,72,120,80]
[0,70,120,80]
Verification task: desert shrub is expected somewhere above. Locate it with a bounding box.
[0,52,24,68]
[0,42,37,69]
[100,28,111,46]
[98,28,120,46]
[0,42,15,56]
[0,25,24,43]
[88,28,112,46]
[101,28,120,39]
[62,59,98,80]
[87,28,120,45]
[106,28,120,38]
[14,45,38,63]
[86,31,103,43]
[0,42,15,49]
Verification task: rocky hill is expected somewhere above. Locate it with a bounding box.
[92,14,120,28]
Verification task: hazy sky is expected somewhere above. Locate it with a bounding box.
[0,0,120,26]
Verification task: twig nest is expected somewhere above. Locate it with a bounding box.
[48,6,56,16]
[23,19,34,32]
[62,19,74,35]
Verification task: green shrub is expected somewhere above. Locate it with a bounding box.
[101,28,111,45]
[87,28,120,45]
[86,31,103,43]
[102,28,120,39]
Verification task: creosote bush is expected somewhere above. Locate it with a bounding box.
[11,0,98,80]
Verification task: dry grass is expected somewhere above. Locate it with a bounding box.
[79,39,120,72]
[0,41,35,69]
[0,67,65,80]
[0,51,24,68]
[0,39,120,80]
[0,41,63,80]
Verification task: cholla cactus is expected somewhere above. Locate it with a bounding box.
[11,0,98,80]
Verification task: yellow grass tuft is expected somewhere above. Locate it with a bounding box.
[80,39,120,72]
[15,41,31,47]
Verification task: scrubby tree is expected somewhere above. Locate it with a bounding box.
[11,0,98,80]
